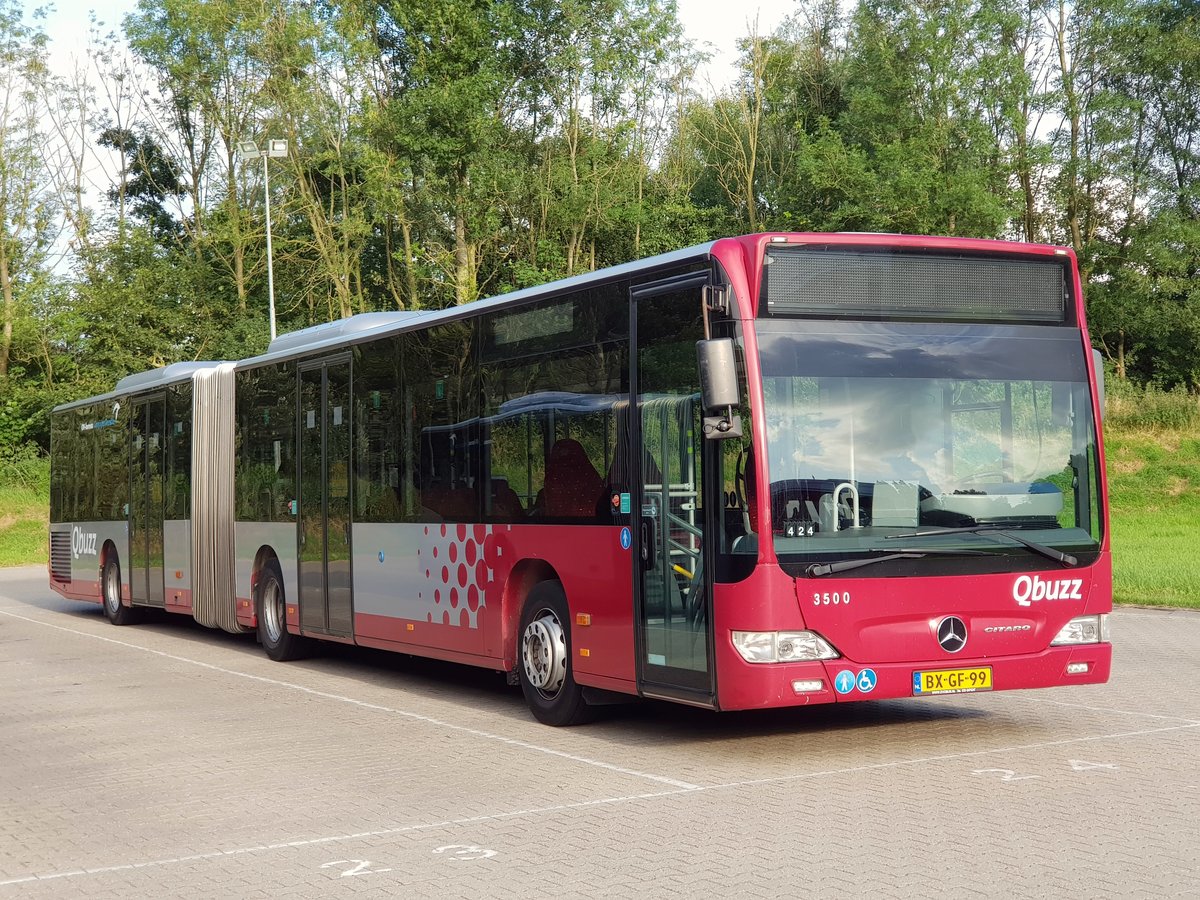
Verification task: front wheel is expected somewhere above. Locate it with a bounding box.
[102,554,140,626]
[256,562,311,662]
[518,581,592,726]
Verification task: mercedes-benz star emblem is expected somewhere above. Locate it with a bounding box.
[937,616,968,653]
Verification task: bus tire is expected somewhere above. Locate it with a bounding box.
[102,554,140,626]
[256,562,310,662]
[518,581,593,726]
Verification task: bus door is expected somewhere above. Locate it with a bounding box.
[630,274,715,704]
[129,394,166,607]
[297,357,354,637]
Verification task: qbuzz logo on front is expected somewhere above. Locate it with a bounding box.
[1012,574,1084,607]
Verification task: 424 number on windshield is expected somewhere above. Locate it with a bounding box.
[812,592,851,606]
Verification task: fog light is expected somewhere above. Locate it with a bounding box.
[792,679,825,694]
[1066,662,1090,675]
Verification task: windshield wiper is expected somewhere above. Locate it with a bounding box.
[806,547,991,578]
[885,524,1078,567]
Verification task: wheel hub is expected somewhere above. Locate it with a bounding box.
[262,579,284,643]
[522,611,567,697]
[104,563,119,613]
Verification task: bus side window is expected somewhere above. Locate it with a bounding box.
[406,322,480,524]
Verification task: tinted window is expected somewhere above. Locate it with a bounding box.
[235,363,296,522]
[49,411,66,523]
[481,285,629,524]
[354,336,406,523]
[165,383,192,520]
[407,322,480,523]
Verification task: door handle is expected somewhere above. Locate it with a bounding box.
[640,519,656,571]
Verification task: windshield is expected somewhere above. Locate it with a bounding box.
[755,322,1103,575]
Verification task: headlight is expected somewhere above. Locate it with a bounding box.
[732,630,840,663]
[1050,614,1110,646]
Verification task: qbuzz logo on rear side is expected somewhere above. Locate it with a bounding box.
[71,526,98,560]
[1012,574,1084,607]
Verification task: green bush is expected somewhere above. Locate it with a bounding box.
[1104,378,1200,431]
[0,443,50,492]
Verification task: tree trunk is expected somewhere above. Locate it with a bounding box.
[1016,125,1036,242]
[402,220,418,309]
[1055,5,1085,262]
[455,208,470,306]
[228,149,247,313]
[0,243,12,380]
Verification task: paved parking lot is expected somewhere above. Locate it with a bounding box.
[1,564,1198,898]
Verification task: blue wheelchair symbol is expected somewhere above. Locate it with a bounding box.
[834,670,856,695]
[857,668,878,693]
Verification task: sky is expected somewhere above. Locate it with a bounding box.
[37,0,795,93]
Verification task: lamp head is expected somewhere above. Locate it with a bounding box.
[236,140,261,160]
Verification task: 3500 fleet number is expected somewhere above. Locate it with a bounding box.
[812,591,850,606]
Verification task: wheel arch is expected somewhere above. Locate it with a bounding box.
[500,558,562,672]
[251,544,283,585]
[250,544,284,618]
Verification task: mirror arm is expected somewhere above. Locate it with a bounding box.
[701,284,730,340]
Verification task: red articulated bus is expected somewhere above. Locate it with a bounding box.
[49,233,1111,724]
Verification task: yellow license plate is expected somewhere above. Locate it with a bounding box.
[912,667,992,695]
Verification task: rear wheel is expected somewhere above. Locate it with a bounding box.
[256,562,311,661]
[102,554,140,626]
[518,581,592,726]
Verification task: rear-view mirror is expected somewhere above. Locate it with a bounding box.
[697,338,743,440]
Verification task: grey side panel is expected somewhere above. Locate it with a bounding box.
[54,521,129,589]
[235,521,298,610]
[163,519,192,603]
[191,364,244,632]
[353,522,490,628]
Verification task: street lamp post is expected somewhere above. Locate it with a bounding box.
[237,138,289,342]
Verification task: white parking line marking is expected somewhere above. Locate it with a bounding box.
[2,720,1197,889]
[1022,694,1200,725]
[0,609,699,791]
[0,788,690,886]
[718,721,1200,792]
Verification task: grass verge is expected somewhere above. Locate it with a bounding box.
[1106,429,1200,608]
[0,447,48,567]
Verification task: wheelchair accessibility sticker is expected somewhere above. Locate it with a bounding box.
[834,668,878,694]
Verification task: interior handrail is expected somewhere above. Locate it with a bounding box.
[833,481,861,531]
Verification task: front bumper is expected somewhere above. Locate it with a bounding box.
[715,643,1112,711]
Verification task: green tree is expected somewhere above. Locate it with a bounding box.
[838,0,1016,236]
[0,2,55,385]
[125,0,270,319]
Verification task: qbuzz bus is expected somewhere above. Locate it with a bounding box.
[49,233,1112,725]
